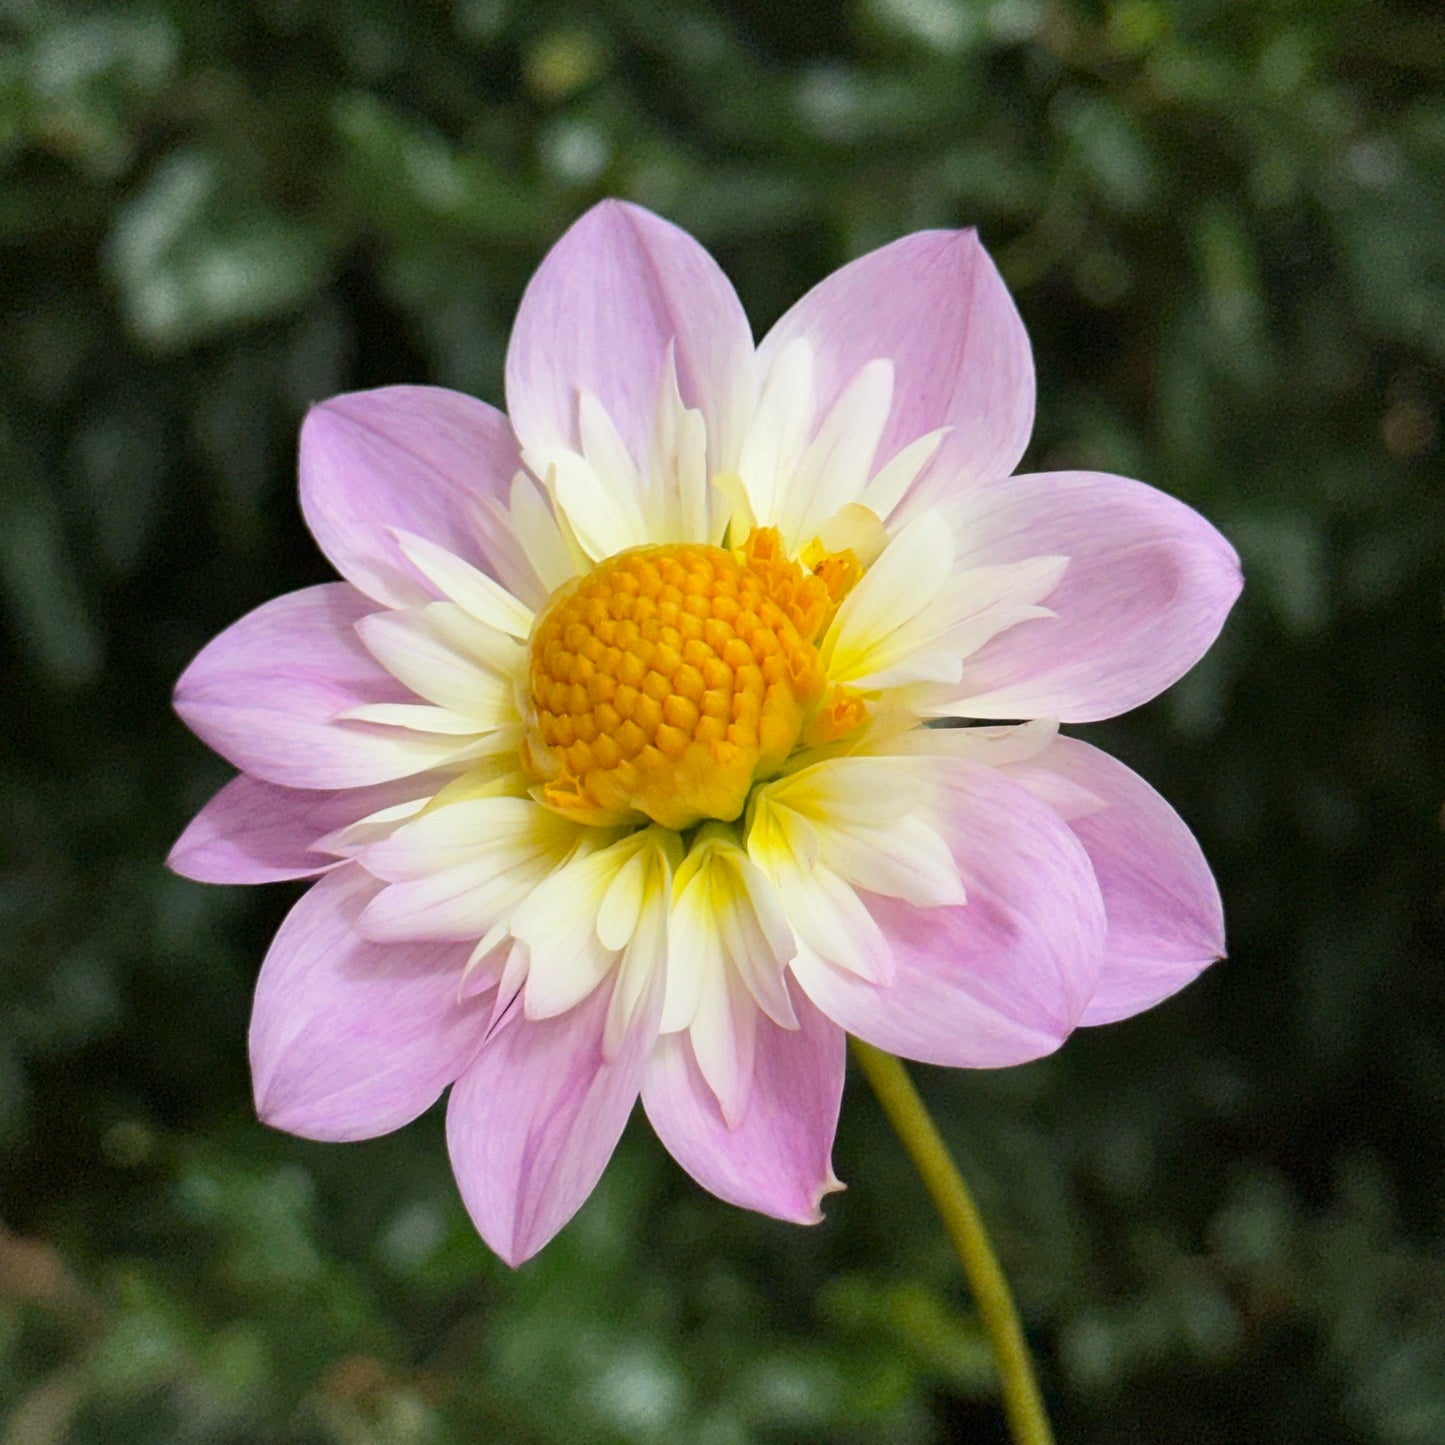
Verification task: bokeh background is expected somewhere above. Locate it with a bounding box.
[3,0,1442,1440]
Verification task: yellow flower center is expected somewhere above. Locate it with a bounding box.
[521,527,866,831]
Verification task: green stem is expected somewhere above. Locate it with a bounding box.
[850,1038,1055,1445]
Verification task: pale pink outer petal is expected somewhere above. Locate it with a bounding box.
[946,471,1244,723]
[505,200,755,475]
[641,984,845,1224]
[446,970,663,1267]
[299,386,524,609]
[168,773,433,884]
[1005,736,1226,1026]
[789,760,1106,1067]
[172,583,434,790]
[757,228,1034,503]
[249,866,486,1142]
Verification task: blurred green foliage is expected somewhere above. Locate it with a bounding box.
[1,0,1442,1440]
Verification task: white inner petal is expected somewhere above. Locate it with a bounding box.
[746,787,897,985]
[735,336,815,533]
[643,343,716,544]
[688,962,758,1128]
[339,703,502,735]
[358,795,587,942]
[819,509,956,688]
[667,827,797,1032]
[504,471,586,596]
[746,754,969,977]
[391,528,535,637]
[312,795,431,860]
[355,603,521,722]
[547,446,649,560]
[666,827,801,1125]
[775,359,894,550]
[860,427,947,522]
[514,827,678,1057]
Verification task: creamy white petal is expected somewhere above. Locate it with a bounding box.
[688,961,758,1127]
[356,796,585,942]
[338,703,499,735]
[819,509,955,687]
[355,604,521,720]
[597,844,648,951]
[888,717,1061,766]
[644,344,714,543]
[667,828,795,1124]
[667,828,797,1033]
[774,860,894,984]
[736,337,814,532]
[813,503,890,568]
[358,857,537,941]
[581,388,645,495]
[604,862,672,1059]
[513,848,620,1020]
[660,877,714,1033]
[747,792,893,984]
[745,756,967,972]
[716,877,799,1029]
[764,756,925,830]
[924,556,1069,671]
[324,724,500,777]
[364,795,570,878]
[854,580,1060,692]
[819,814,966,909]
[391,529,534,637]
[547,447,649,560]
[530,386,658,562]
[515,829,676,1030]
[776,359,893,549]
[312,796,432,859]
[861,428,947,522]
[505,471,582,596]
[363,830,582,945]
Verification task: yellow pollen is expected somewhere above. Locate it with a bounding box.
[521,527,865,830]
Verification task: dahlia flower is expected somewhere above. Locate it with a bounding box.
[170,200,1241,1266]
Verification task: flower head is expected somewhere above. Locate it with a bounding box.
[171,201,1242,1265]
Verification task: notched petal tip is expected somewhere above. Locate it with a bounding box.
[802,1169,847,1226]
[642,992,845,1227]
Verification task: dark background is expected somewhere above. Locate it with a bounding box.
[2,1,1442,1440]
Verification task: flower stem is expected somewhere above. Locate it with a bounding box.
[850,1038,1055,1445]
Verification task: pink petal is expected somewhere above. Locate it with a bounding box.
[789,760,1106,1067]
[642,985,845,1224]
[446,970,662,1267]
[250,866,485,1142]
[173,583,447,790]
[947,470,1243,722]
[168,773,433,884]
[299,386,524,609]
[1005,737,1225,1026]
[505,200,755,475]
[757,228,1033,505]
